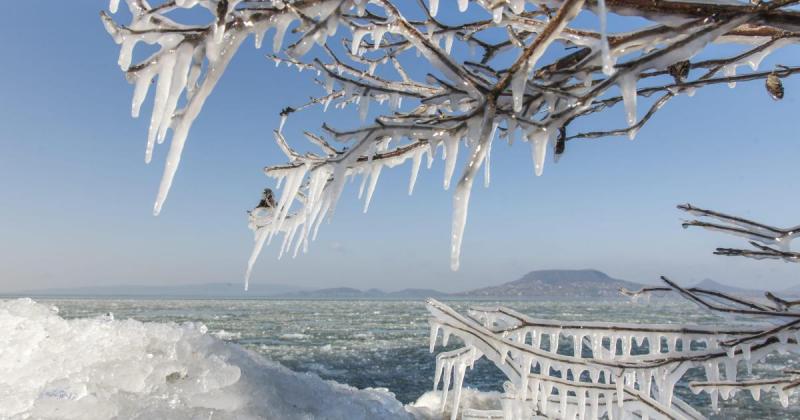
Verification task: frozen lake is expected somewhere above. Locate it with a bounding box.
[36,298,800,418]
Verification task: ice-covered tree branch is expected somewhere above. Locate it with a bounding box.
[101,0,800,284]
[425,203,800,419]
[679,203,800,262]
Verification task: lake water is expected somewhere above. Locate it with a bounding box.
[38,298,800,419]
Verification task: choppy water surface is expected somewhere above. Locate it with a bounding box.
[43,298,799,418]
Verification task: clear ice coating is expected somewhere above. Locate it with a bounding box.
[427,205,800,418]
[101,1,800,283]
[426,293,800,420]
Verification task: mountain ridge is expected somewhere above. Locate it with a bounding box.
[455,269,647,299]
[11,270,788,300]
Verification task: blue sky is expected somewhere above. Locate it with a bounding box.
[2,2,800,293]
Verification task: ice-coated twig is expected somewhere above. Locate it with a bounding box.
[680,203,800,261]
[714,242,800,262]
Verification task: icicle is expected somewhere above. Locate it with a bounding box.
[109,0,120,14]
[492,7,504,23]
[429,0,439,17]
[510,0,525,14]
[118,38,135,71]
[705,362,720,411]
[145,52,177,163]
[157,43,194,144]
[724,64,737,88]
[244,228,269,291]
[520,356,532,400]
[458,0,468,12]
[441,360,453,409]
[724,358,737,384]
[358,93,370,121]
[279,114,288,134]
[575,334,584,358]
[741,343,752,375]
[372,28,386,50]
[779,388,790,408]
[619,74,638,136]
[541,382,553,413]
[559,384,568,416]
[650,335,660,354]
[590,368,600,383]
[442,135,459,190]
[597,0,613,75]
[643,370,653,397]
[362,166,382,213]
[409,148,423,195]
[450,362,468,420]
[254,27,266,49]
[620,336,629,357]
[590,390,599,420]
[130,68,156,118]
[389,93,401,111]
[484,123,497,188]
[434,358,444,390]
[273,14,294,52]
[605,392,615,420]
[530,377,540,409]
[750,385,761,401]
[444,32,455,55]
[530,128,553,176]
[351,29,368,55]
[153,33,247,215]
[614,373,624,407]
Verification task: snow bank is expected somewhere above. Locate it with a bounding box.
[0,298,416,420]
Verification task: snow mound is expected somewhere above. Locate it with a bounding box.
[0,298,414,419]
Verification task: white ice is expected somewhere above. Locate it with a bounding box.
[0,298,433,420]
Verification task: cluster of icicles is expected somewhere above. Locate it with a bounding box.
[102,0,353,215]
[103,0,795,284]
[426,299,799,420]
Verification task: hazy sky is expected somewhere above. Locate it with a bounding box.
[2,2,800,293]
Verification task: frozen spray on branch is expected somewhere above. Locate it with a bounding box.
[102,0,800,283]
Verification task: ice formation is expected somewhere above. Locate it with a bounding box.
[0,298,425,420]
[101,1,800,282]
[425,204,800,419]
[426,296,800,420]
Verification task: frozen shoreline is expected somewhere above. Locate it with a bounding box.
[0,298,467,419]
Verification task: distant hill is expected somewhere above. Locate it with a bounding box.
[13,282,304,298]
[457,269,645,299]
[691,279,764,296]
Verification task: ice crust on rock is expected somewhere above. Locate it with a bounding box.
[0,298,414,420]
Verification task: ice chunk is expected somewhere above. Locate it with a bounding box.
[0,299,411,420]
